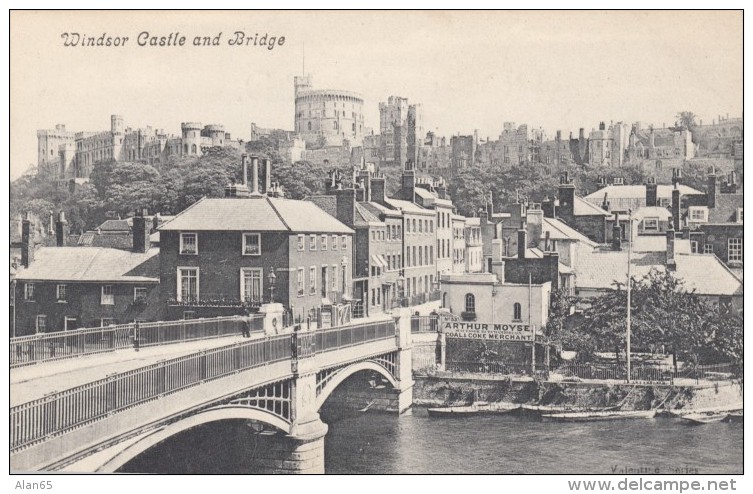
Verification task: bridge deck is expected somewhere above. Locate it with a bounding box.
[10,334,261,407]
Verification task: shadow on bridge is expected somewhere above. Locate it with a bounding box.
[112,367,401,474]
[11,309,415,474]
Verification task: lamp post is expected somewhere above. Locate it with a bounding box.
[267,267,277,304]
[626,209,633,383]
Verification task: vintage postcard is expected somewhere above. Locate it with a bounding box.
[8,9,744,483]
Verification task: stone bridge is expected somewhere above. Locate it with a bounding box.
[10,309,415,474]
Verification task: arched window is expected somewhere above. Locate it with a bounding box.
[191,144,197,154]
[334,121,339,130]
[307,122,312,131]
[513,303,522,321]
[465,294,476,314]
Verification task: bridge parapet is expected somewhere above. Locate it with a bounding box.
[11,315,412,473]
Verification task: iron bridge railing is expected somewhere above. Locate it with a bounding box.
[10,318,397,453]
[10,316,264,368]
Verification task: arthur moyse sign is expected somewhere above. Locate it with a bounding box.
[443,321,536,342]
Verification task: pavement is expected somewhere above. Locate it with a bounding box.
[10,333,265,407]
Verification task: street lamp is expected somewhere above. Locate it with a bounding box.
[626,209,633,383]
[268,267,277,304]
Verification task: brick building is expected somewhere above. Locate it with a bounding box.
[157,156,354,321]
[12,211,160,336]
[544,172,611,243]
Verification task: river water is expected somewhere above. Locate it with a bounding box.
[119,407,743,474]
[324,409,743,475]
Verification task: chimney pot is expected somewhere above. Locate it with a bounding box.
[250,156,261,196]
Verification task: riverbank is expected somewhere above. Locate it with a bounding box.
[412,374,743,412]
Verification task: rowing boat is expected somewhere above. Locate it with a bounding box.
[427,402,520,418]
[541,409,656,422]
[679,412,730,425]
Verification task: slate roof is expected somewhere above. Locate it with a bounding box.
[708,193,743,223]
[14,247,160,283]
[574,196,611,217]
[355,202,382,225]
[633,207,672,221]
[384,198,434,215]
[584,184,704,201]
[542,217,598,247]
[360,201,402,218]
[576,250,742,296]
[68,232,135,250]
[97,219,131,232]
[632,235,670,253]
[159,197,353,234]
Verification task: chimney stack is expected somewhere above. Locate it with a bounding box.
[707,167,717,208]
[371,173,386,204]
[133,208,150,253]
[249,156,261,196]
[601,192,610,211]
[241,154,249,186]
[263,158,272,194]
[672,186,681,231]
[401,160,416,202]
[612,212,622,251]
[558,172,575,219]
[672,167,682,187]
[335,188,357,228]
[517,222,527,259]
[645,177,657,207]
[544,231,551,252]
[666,227,676,270]
[21,212,34,268]
[48,211,54,235]
[55,210,68,247]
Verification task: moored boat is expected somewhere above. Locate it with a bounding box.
[427,401,520,418]
[724,411,743,423]
[541,409,656,422]
[679,412,731,425]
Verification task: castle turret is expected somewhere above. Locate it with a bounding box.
[181,122,203,156]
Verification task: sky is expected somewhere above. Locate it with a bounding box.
[10,10,743,179]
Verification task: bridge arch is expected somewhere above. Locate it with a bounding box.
[315,360,399,411]
[97,406,291,473]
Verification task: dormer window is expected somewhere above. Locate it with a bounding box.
[688,207,708,223]
[643,218,659,231]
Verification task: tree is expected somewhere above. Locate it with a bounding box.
[675,111,698,131]
[573,269,743,370]
[448,165,491,216]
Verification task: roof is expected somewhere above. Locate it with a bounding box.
[159,196,354,234]
[360,201,402,218]
[384,198,433,215]
[574,196,611,217]
[542,217,599,247]
[633,207,672,221]
[632,235,670,252]
[465,217,481,226]
[584,184,704,201]
[14,247,160,283]
[708,193,743,223]
[68,232,135,250]
[414,187,453,207]
[97,219,131,232]
[576,250,742,296]
[355,202,382,225]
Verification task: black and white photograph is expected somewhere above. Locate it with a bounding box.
[7,9,745,482]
